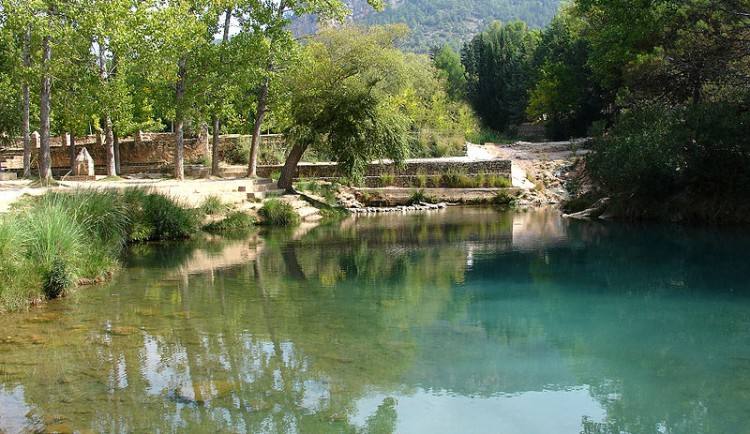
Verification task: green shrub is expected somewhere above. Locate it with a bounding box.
[39,190,130,250]
[200,195,227,215]
[203,211,256,234]
[319,207,349,222]
[414,172,428,188]
[0,219,37,310]
[224,137,250,165]
[486,174,512,188]
[379,173,396,187]
[259,199,300,226]
[493,191,518,207]
[142,194,199,240]
[441,169,474,188]
[22,203,84,299]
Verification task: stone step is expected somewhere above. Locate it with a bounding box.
[296,206,320,219]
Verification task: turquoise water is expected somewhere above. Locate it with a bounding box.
[1,208,750,433]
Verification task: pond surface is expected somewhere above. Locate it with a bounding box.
[1,208,750,434]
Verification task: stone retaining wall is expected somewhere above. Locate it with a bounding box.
[1,133,284,175]
[255,159,512,180]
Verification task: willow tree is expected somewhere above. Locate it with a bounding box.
[236,0,384,178]
[277,25,415,191]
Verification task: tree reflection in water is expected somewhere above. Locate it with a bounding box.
[0,208,749,433]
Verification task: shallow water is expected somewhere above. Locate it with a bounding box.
[1,208,750,434]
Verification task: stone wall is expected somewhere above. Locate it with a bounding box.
[1,133,284,175]
[255,159,512,180]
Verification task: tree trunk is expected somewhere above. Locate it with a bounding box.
[21,27,31,178]
[39,35,52,181]
[175,120,185,180]
[69,134,76,173]
[104,116,116,176]
[210,8,232,177]
[174,57,187,180]
[211,115,221,176]
[248,76,269,177]
[113,129,121,174]
[277,142,308,192]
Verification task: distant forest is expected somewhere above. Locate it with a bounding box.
[292,0,562,52]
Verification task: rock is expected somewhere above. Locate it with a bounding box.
[563,197,611,220]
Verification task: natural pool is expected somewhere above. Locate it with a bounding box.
[1,208,750,433]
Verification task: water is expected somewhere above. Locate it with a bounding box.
[1,208,750,434]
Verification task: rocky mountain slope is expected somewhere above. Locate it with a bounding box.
[292,0,561,52]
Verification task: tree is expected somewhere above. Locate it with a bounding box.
[146,0,215,180]
[432,44,466,100]
[462,21,538,132]
[277,25,415,191]
[237,0,385,178]
[526,10,604,139]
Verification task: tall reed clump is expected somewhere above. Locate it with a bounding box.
[0,189,202,312]
[259,199,300,226]
[123,189,200,241]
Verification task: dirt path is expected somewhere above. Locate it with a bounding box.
[469,140,588,207]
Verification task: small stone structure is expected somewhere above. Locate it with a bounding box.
[70,147,96,180]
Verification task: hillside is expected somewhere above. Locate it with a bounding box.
[292,0,562,52]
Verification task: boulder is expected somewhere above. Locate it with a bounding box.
[74,147,95,176]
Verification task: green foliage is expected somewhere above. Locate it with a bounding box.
[379,173,396,186]
[527,10,604,139]
[283,25,466,185]
[259,199,300,227]
[587,100,750,201]
[440,169,472,188]
[203,211,256,235]
[0,189,211,310]
[408,189,436,204]
[200,195,228,215]
[462,21,539,132]
[319,207,349,222]
[492,191,518,207]
[139,193,199,241]
[433,45,466,100]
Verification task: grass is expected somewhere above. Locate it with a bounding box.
[438,169,512,188]
[0,189,204,312]
[203,211,256,234]
[379,173,396,187]
[319,207,349,223]
[259,199,300,227]
[199,195,228,215]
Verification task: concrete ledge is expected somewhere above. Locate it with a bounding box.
[0,172,17,181]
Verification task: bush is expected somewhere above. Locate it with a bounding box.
[587,103,683,198]
[22,202,85,299]
[0,189,207,311]
[410,189,440,204]
[141,194,200,240]
[199,195,228,215]
[259,199,300,226]
[415,172,428,188]
[493,191,518,207]
[203,211,256,234]
[379,173,396,187]
[224,137,250,165]
[441,169,474,188]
